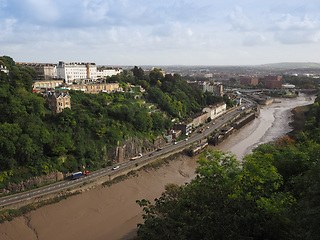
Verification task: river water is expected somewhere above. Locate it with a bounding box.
[0,95,316,240]
[214,94,316,161]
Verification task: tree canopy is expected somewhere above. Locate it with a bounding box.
[136,97,320,240]
[0,56,233,191]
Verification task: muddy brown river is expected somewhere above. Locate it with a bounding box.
[214,94,316,160]
[0,94,316,240]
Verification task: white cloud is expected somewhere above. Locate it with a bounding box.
[274,30,320,45]
[227,6,253,31]
[275,14,319,31]
[0,18,17,42]
[242,33,268,46]
[1,0,320,65]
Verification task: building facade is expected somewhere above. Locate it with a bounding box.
[239,77,259,86]
[35,64,56,80]
[16,63,57,80]
[45,91,71,113]
[57,61,97,85]
[202,82,224,97]
[70,82,121,93]
[264,75,283,89]
[33,79,64,90]
[174,121,193,135]
[96,67,123,78]
[0,65,9,74]
[164,129,182,142]
[191,112,209,127]
[203,102,227,120]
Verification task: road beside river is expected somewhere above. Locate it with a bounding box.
[0,94,315,240]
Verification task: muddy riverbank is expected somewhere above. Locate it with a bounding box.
[214,94,316,160]
[0,94,316,240]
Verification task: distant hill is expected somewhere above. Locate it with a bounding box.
[258,62,320,69]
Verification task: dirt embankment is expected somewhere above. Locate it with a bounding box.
[0,153,199,240]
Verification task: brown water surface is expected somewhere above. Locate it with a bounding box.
[0,94,315,240]
[215,94,316,160]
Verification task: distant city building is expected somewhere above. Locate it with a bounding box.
[97,67,123,79]
[264,75,282,89]
[189,81,224,97]
[164,129,182,143]
[204,82,224,97]
[57,61,97,85]
[203,102,227,120]
[16,62,57,80]
[44,90,71,113]
[70,82,121,93]
[174,121,193,135]
[33,79,64,90]
[191,112,210,127]
[0,65,9,74]
[264,75,283,81]
[239,77,259,86]
[282,83,295,89]
[204,73,213,78]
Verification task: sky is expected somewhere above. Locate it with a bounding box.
[1,0,320,66]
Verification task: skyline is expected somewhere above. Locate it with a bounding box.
[1,0,320,66]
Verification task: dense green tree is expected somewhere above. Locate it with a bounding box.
[137,150,294,240]
[131,66,145,80]
[149,68,164,86]
[0,123,22,170]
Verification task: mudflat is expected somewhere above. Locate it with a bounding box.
[0,154,198,240]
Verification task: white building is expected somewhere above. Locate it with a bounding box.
[282,84,295,89]
[57,61,97,85]
[0,65,9,74]
[96,67,123,79]
[202,82,224,97]
[203,102,227,120]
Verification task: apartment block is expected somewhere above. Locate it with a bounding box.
[16,62,57,80]
[33,79,64,90]
[57,61,97,85]
[239,77,259,85]
[174,121,193,135]
[201,81,224,97]
[203,102,227,120]
[191,112,209,127]
[97,67,123,78]
[264,75,282,89]
[70,82,121,93]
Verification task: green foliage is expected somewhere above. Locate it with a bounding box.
[0,58,178,188]
[136,149,294,240]
[137,97,320,239]
[282,75,320,89]
[128,69,228,120]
